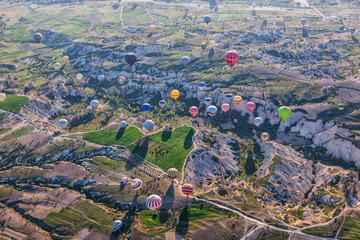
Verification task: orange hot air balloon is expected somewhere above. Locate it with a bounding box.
[63,56,69,62]
[171,90,180,100]
[233,95,242,104]
[189,106,198,117]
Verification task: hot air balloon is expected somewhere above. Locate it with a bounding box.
[112,220,123,232]
[221,103,230,113]
[98,75,105,81]
[76,73,83,81]
[90,100,99,109]
[278,106,292,122]
[144,120,154,131]
[338,103,345,110]
[182,183,193,196]
[261,132,269,141]
[121,177,129,185]
[204,15,211,24]
[180,56,191,66]
[171,90,180,100]
[300,19,307,26]
[254,117,263,127]
[150,25,156,32]
[158,100,166,108]
[207,105,218,117]
[185,8,189,13]
[118,76,125,85]
[350,28,356,34]
[189,106,199,117]
[225,50,240,68]
[198,82,206,90]
[131,179,142,191]
[120,121,127,128]
[247,102,256,112]
[125,52,137,66]
[58,119,69,129]
[233,95,242,104]
[167,168,179,180]
[63,56,69,62]
[204,97,212,106]
[33,33,42,43]
[225,94,233,101]
[53,62,61,70]
[146,195,162,212]
[321,87,328,95]
[202,40,208,46]
[142,103,151,112]
[0,93,6,102]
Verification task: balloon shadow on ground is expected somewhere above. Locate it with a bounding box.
[184,129,194,150]
[162,183,175,210]
[175,206,189,236]
[125,138,149,171]
[158,208,170,224]
[119,183,125,191]
[161,130,172,142]
[116,127,126,140]
[147,32,153,38]
[352,36,359,44]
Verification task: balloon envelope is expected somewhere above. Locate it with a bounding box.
[278,106,292,122]
[221,103,230,113]
[261,132,269,141]
[33,33,42,43]
[189,106,199,117]
[90,100,99,108]
[167,168,179,179]
[150,25,156,32]
[254,117,263,127]
[204,15,211,24]
[98,75,105,81]
[120,121,127,128]
[247,102,256,112]
[350,28,356,34]
[63,56,69,62]
[171,90,180,100]
[121,177,128,185]
[144,120,154,131]
[182,183,193,196]
[131,179,142,191]
[146,195,162,211]
[225,94,233,101]
[118,76,125,85]
[207,105,218,117]
[76,73,83,81]
[198,82,206,90]
[53,63,61,70]
[233,95,242,104]
[58,119,68,128]
[204,97,212,106]
[225,50,240,68]
[158,100,166,108]
[142,103,151,112]
[112,220,123,232]
[338,103,345,110]
[301,19,307,26]
[0,93,6,102]
[180,56,191,66]
[125,52,137,66]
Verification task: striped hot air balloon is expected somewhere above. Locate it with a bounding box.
[167,168,178,180]
[118,76,125,85]
[338,103,345,110]
[182,183,193,196]
[171,90,180,100]
[233,95,242,104]
[247,102,256,112]
[125,52,137,66]
[131,179,142,191]
[225,50,239,68]
[146,195,162,211]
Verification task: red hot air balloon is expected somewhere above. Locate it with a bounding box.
[246,102,256,112]
[225,50,239,68]
[221,103,230,113]
[189,106,198,117]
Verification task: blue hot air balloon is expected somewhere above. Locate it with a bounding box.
[120,121,127,128]
[90,100,99,109]
[58,119,69,129]
[254,117,264,127]
[33,33,42,43]
[125,52,137,66]
[180,56,191,66]
[207,105,218,117]
[144,120,154,131]
[204,15,211,24]
[142,103,151,112]
[185,8,189,13]
[204,97,212,106]
[300,19,307,26]
[350,28,356,35]
[158,100,166,108]
[225,94,233,101]
[198,82,206,90]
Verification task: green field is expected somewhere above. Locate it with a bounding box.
[0,95,29,113]
[337,212,360,239]
[0,126,34,141]
[83,126,144,146]
[128,126,195,172]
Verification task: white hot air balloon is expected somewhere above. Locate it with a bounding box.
[146,195,162,212]
[0,93,6,102]
[76,73,83,81]
[112,220,123,232]
[120,121,127,128]
[121,177,129,185]
[58,119,69,129]
[90,100,99,109]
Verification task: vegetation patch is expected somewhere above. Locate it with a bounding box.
[0,95,29,113]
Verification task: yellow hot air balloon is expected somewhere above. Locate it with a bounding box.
[63,56,69,62]
[53,62,61,70]
[233,95,242,104]
[150,25,156,32]
[202,40,208,46]
[171,90,180,100]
